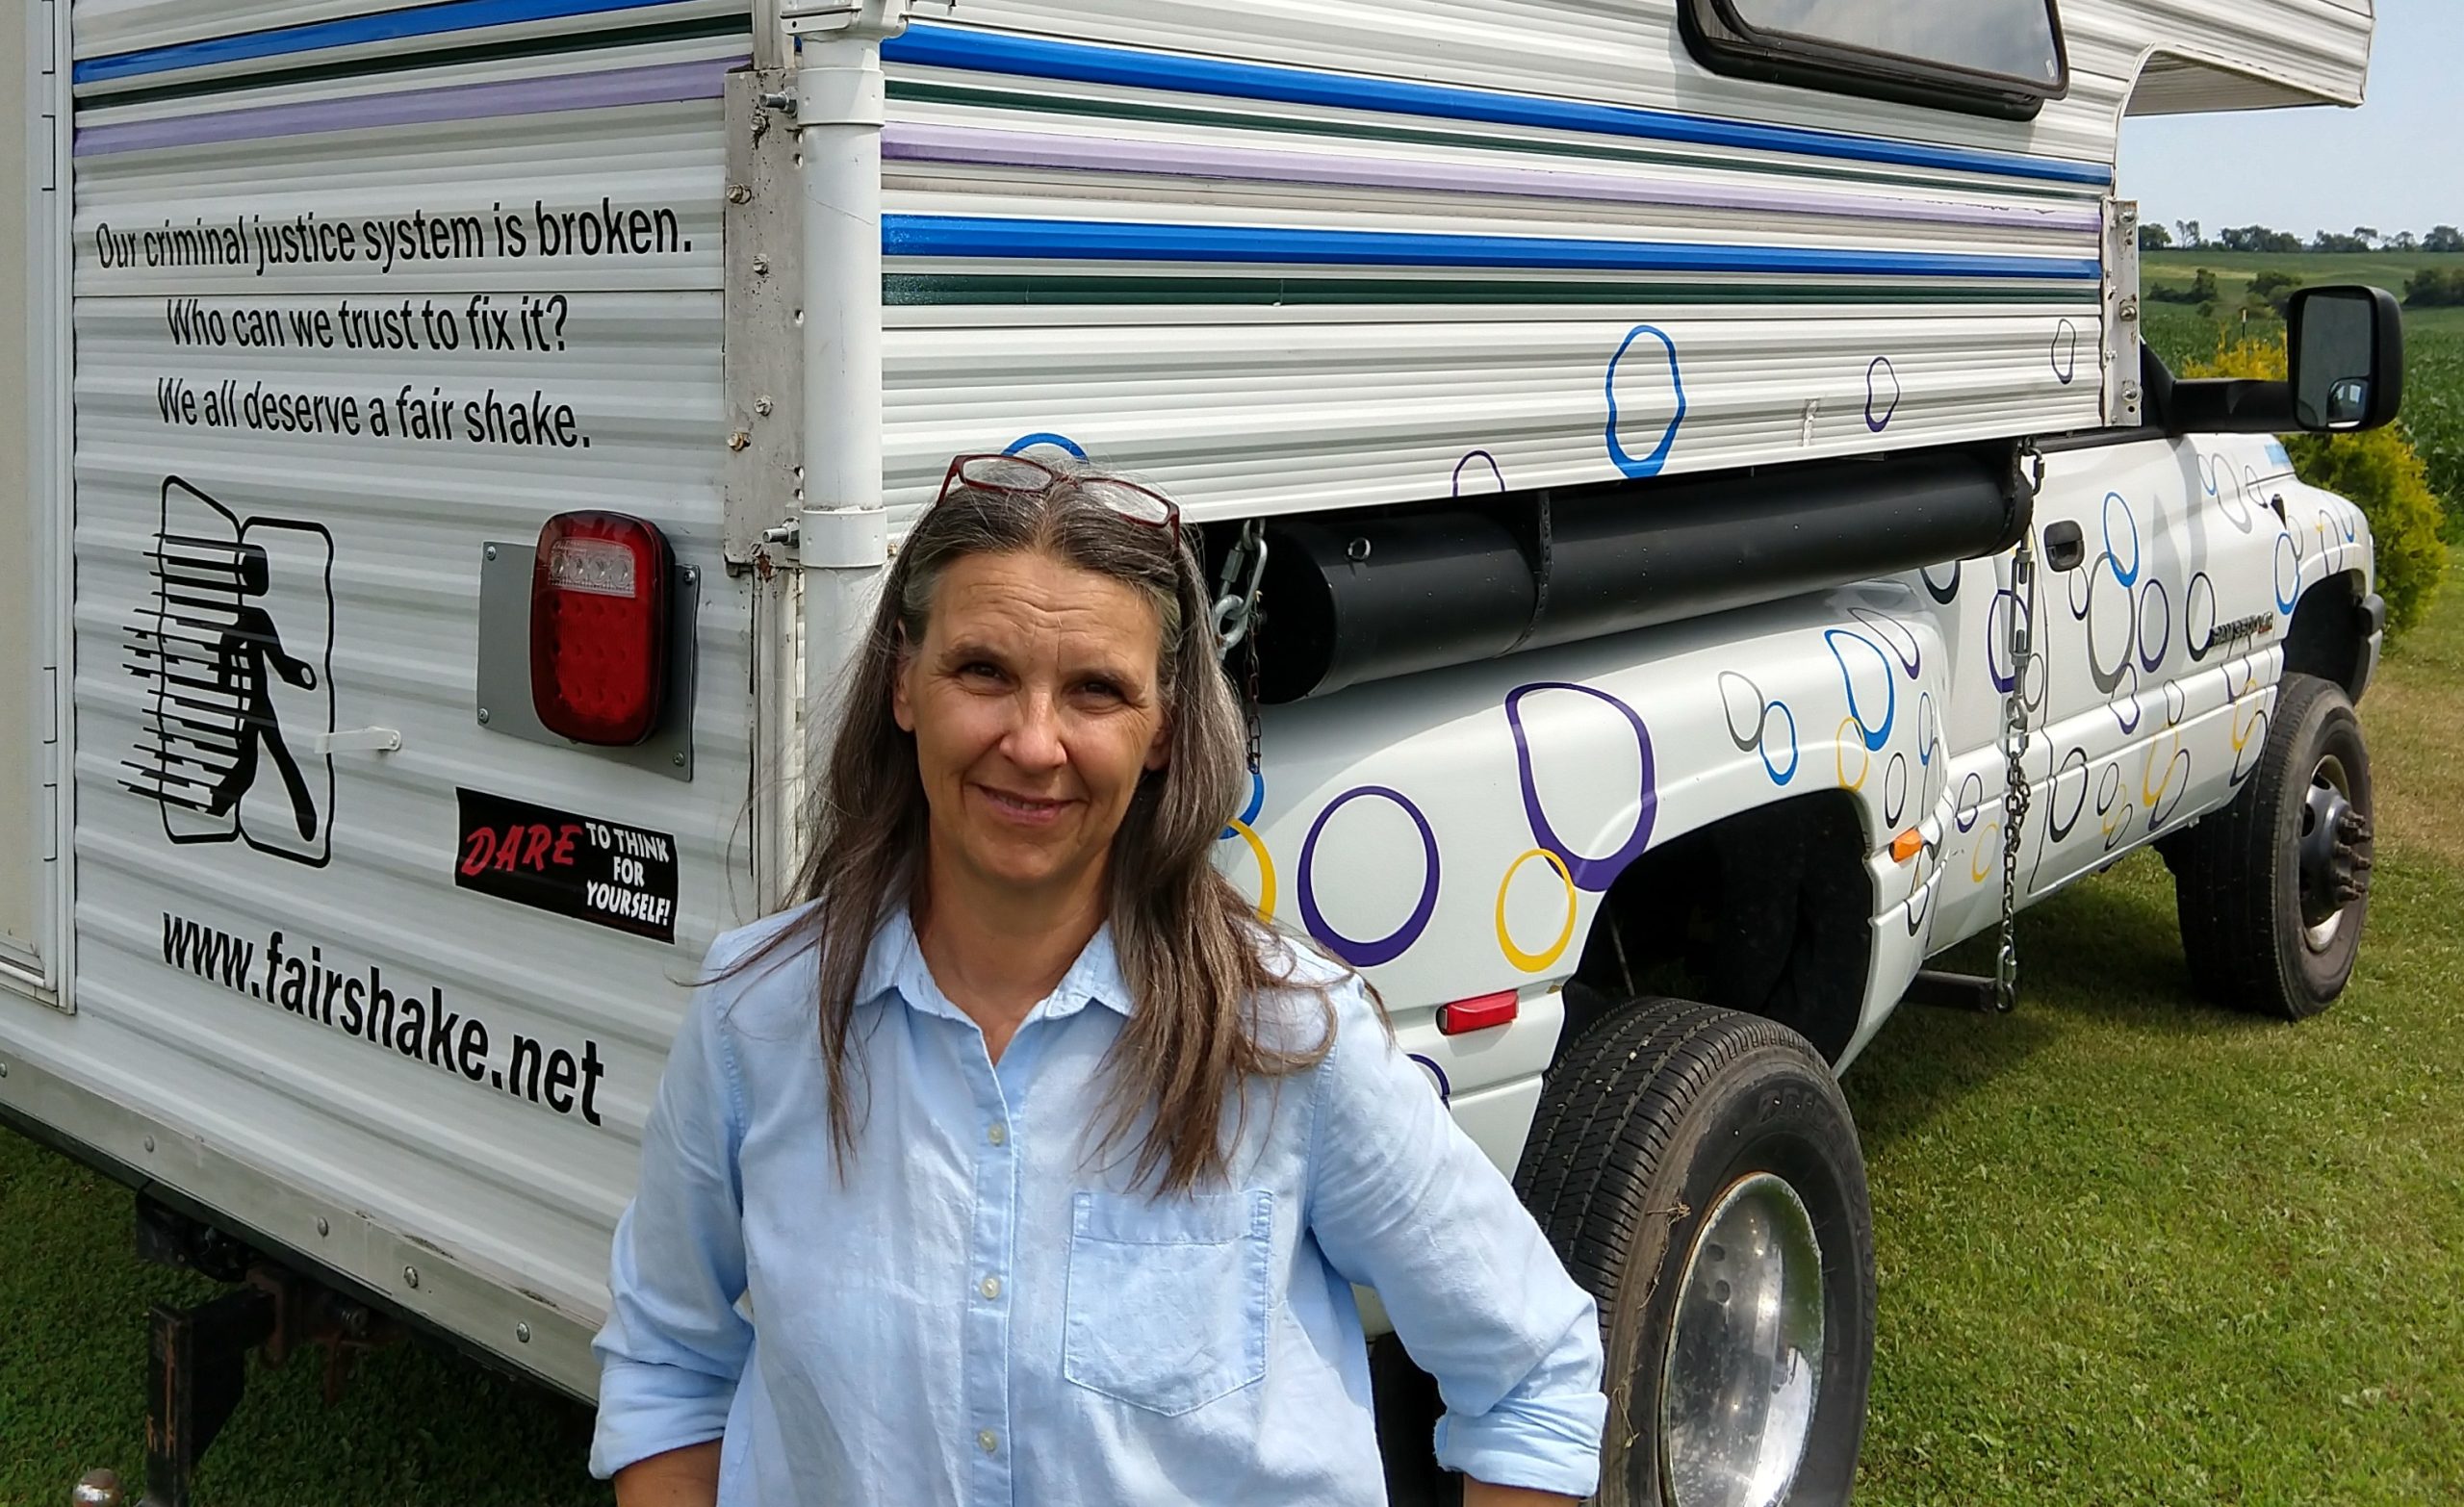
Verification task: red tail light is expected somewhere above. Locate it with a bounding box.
[529,511,673,746]
[1436,990,1519,1035]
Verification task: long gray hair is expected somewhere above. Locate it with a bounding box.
[772,466,1333,1192]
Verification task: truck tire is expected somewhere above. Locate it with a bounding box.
[1515,999,1875,1507]
[2171,672,2374,1020]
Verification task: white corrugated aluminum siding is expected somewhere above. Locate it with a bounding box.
[38,3,756,1393]
[870,0,2371,528]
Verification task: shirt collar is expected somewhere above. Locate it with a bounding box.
[860,905,1135,1026]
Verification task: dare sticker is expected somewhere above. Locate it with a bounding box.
[454,788,678,943]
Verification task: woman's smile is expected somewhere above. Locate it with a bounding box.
[971,781,1081,827]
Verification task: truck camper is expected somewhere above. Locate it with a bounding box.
[0,0,2400,1502]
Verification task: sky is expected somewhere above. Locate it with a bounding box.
[2119,2,2461,239]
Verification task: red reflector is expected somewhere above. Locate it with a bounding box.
[1437,991,1519,1035]
[530,511,673,746]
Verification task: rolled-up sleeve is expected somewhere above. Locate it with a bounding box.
[589,945,754,1479]
[1303,979,1606,1498]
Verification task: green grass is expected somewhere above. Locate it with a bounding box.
[0,1173,603,1498]
[10,574,2464,1503]
[1851,557,2464,1505]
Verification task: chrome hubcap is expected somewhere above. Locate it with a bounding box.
[2296,753,2370,953]
[1659,1173,1826,1507]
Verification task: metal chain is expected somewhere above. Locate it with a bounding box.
[1241,628,1264,775]
[1209,518,1270,774]
[1995,447,2044,1013]
[1212,519,1270,654]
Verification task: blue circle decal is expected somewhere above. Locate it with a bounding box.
[2102,492,2141,587]
[1003,432,1088,459]
[1826,629,1896,752]
[1605,326,1686,479]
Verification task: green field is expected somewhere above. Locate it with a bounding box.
[2143,250,2464,535]
[2144,249,2460,299]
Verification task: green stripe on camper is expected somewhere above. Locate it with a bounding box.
[886,81,2097,204]
[76,13,750,112]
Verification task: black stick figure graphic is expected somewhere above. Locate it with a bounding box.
[203,542,321,841]
[123,476,336,868]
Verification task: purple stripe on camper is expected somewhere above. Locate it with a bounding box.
[75,55,744,157]
[883,122,2103,235]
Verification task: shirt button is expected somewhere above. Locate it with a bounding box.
[988,1123,1008,1146]
[979,1275,1002,1300]
[977,1428,999,1455]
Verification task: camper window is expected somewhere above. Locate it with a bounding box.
[1680,0,2067,120]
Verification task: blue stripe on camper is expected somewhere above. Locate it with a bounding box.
[881,26,2114,189]
[882,216,2105,281]
[72,0,684,84]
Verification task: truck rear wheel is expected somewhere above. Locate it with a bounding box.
[1515,999,1875,1507]
[2171,672,2374,1020]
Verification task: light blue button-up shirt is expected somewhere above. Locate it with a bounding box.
[591,905,1605,1503]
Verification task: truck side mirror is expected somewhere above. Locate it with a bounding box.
[2289,286,2403,431]
[2152,284,2404,437]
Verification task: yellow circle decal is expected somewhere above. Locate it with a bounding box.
[2142,730,2184,808]
[1227,820,1277,923]
[1496,848,1578,974]
[1835,716,1872,792]
[1968,823,2002,883]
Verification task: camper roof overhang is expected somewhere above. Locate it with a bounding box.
[2122,1,2373,115]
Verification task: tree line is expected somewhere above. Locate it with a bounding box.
[2148,264,2464,314]
[2141,222,2464,254]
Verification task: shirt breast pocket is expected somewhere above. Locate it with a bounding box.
[1064,1188,1273,1417]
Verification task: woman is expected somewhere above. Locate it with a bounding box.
[590,455,1605,1505]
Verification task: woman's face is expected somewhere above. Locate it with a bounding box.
[893,549,1172,903]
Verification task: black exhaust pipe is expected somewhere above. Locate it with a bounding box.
[1251,446,2031,702]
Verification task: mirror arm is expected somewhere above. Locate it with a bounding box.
[2161,376,2297,437]
[2138,338,2176,428]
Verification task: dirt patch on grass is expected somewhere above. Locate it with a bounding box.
[2364,677,2464,866]
[2363,558,2464,867]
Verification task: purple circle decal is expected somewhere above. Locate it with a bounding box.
[2046,747,2091,840]
[1851,607,1922,677]
[1296,786,1440,968]
[1452,450,1506,497]
[1864,356,1901,432]
[1987,588,2022,693]
[2184,572,2218,662]
[2138,578,2171,673]
[1506,682,1658,892]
